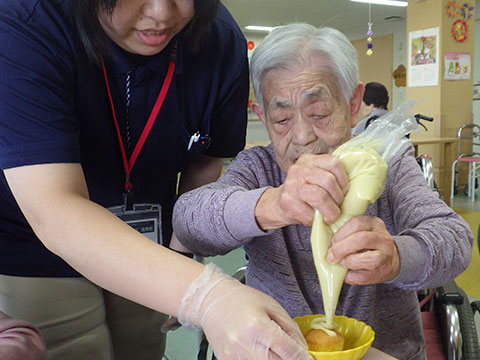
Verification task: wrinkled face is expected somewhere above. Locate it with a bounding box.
[99,0,195,56]
[253,59,362,173]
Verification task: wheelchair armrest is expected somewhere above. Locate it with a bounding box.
[437,282,464,305]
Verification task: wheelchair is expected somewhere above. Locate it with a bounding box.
[417,133,480,360]
[419,281,480,360]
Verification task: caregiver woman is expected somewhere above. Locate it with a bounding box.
[0,1,311,359]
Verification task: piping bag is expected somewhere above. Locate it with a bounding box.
[310,100,419,332]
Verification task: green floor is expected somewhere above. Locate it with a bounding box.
[164,248,247,360]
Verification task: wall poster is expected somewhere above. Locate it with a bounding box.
[444,52,471,80]
[408,27,440,87]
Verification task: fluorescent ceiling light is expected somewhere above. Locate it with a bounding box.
[245,25,276,32]
[350,0,408,6]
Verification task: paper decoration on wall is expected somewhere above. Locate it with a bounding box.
[247,41,255,50]
[444,52,471,80]
[366,3,373,56]
[461,3,474,20]
[393,65,406,87]
[408,27,439,87]
[447,1,474,20]
[451,19,468,42]
[447,1,460,18]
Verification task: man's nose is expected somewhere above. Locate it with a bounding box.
[291,117,316,146]
[142,0,176,23]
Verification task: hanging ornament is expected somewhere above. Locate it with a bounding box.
[451,19,469,42]
[247,40,255,51]
[366,4,373,56]
[461,2,474,20]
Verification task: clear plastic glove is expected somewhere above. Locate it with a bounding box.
[178,263,312,360]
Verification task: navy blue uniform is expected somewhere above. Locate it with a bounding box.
[0,0,248,277]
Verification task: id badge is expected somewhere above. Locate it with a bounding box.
[108,204,162,245]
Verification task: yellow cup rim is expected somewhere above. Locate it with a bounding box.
[294,314,375,356]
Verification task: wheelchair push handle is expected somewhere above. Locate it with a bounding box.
[414,114,434,122]
[414,114,434,131]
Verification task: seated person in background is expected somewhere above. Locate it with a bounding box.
[352,81,389,136]
[0,312,46,360]
[172,23,473,360]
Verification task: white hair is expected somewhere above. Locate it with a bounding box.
[250,23,359,110]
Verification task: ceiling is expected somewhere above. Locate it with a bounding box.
[223,0,408,36]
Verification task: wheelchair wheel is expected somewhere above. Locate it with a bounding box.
[438,282,480,360]
[456,286,480,360]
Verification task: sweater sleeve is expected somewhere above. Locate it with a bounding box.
[384,147,473,290]
[173,148,274,256]
[0,312,46,360]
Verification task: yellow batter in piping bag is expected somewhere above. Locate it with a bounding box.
[310,100,419,333]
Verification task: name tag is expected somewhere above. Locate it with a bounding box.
[108,204,162,245]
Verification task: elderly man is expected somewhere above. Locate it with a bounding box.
[173,24,472,359]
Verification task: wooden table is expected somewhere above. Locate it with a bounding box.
[411,137,458,205]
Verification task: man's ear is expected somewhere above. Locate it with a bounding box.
[349,83,365,123]
[251,103,267,126]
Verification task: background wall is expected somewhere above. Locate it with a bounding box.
[352,34,394,110]
[345,19,407,110]
[242,1,479,150]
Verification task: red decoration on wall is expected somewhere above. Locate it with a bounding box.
[451,19,468,42]
[247,41,255,50]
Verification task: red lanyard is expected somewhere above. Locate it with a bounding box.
[101,46,177,191]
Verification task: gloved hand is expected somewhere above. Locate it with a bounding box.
[178,263,312,360]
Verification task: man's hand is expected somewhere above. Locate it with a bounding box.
[255,153,349,230]
[327,215,400,285]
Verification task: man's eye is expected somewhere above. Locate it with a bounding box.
[275,118,288,125]
[311,114,326,120]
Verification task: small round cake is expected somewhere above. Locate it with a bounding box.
[304,328,345,352]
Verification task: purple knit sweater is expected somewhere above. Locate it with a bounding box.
[173,144,473,360]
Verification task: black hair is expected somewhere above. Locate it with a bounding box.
[69,0,220,65]
[363,82,389,110]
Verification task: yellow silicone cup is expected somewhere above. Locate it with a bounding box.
[294,314,375,360]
